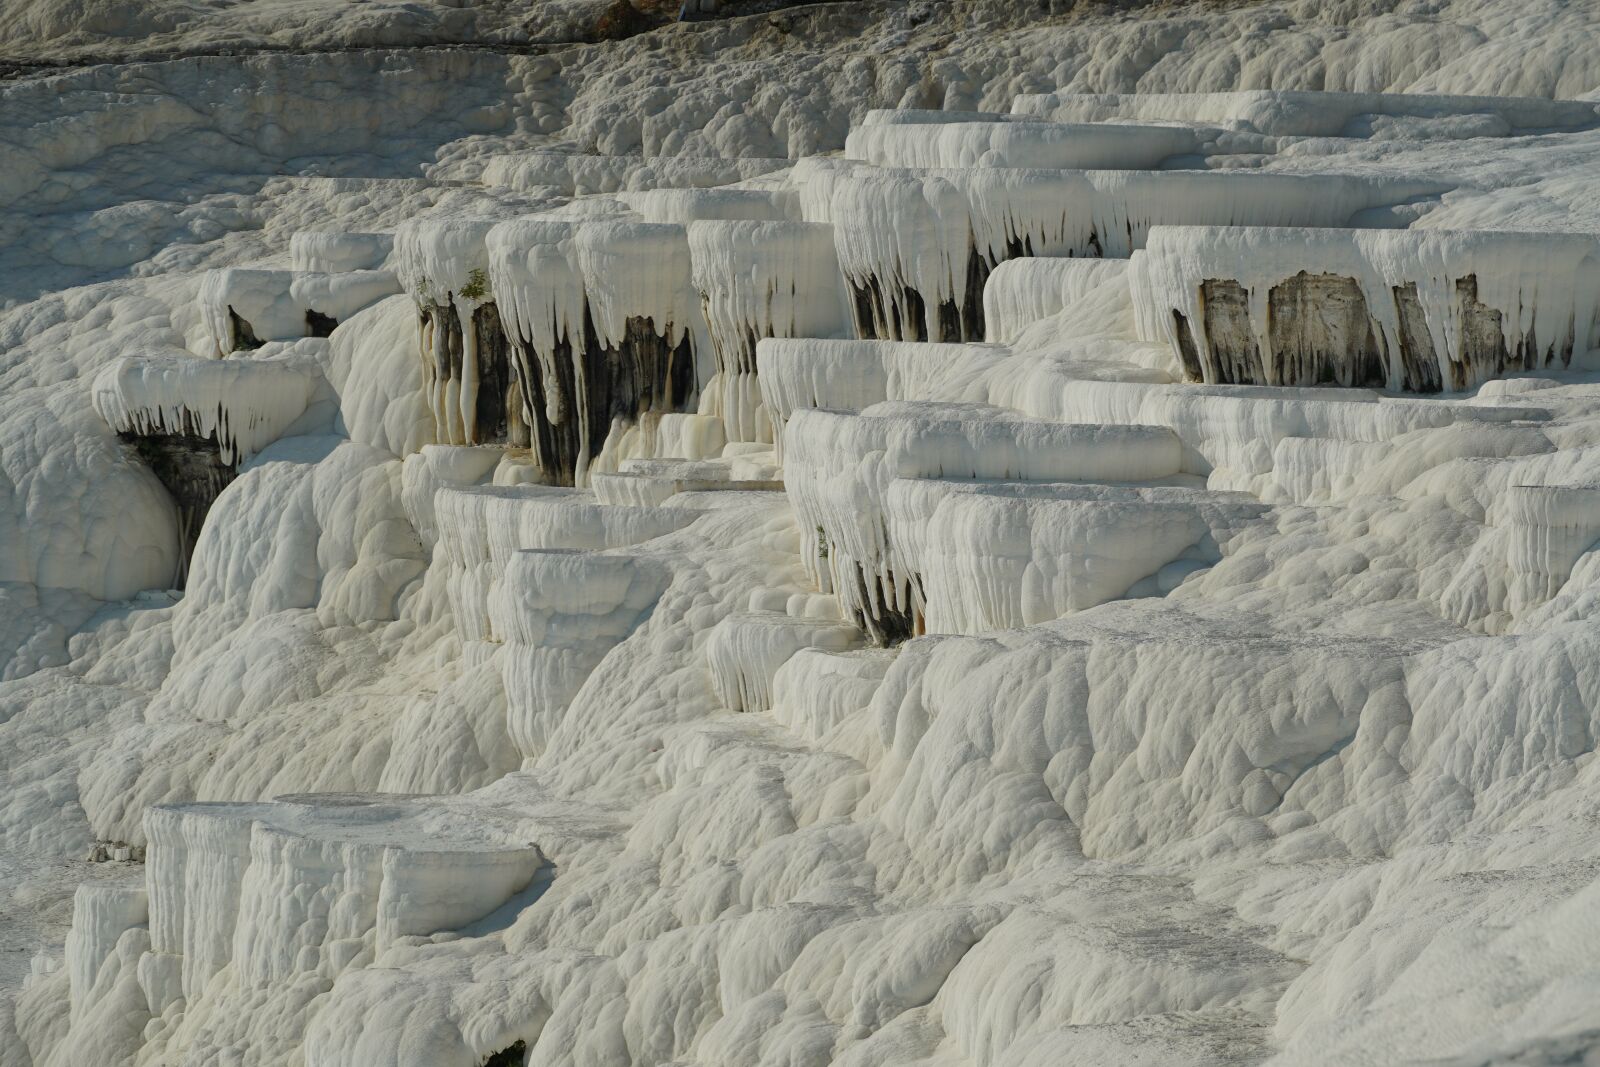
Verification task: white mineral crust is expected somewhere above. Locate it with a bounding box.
[10,6,1600,1067]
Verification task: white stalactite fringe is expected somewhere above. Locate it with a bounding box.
[91,353,318,466]
[488,218,708,483]
[689,219,851,443]
[825,167,1448,343]
[1129,226,1600,393]
[395,217,531,447]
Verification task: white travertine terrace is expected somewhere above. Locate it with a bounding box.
[1130,226,1600,392]
[288,270,403,323]
[705,611,859,712]
[18,16,1600,1067]
[435,484,698,641]
[756,337,1007,456]
[844,120,1205,170]
[985,369,1550,494]
[142,796,542,1001]
[617,186,796,223]
[628,411,730,462]
[768,646,894,741]
[1498,483,1600,616]
[398,443,504,547]
[826,167,1449,342]
[491,549,670,757]
[199,269,306,355]
[479,151,790,195]
[1011,88,1600,136]
[91,352,319,465]
[783,402,1184,639]
[857,107,1058,126]
[394,215,498,308]
[289,231,394,273]
[198,267,401,356]
[886,480,1263,633]
[65,885,148,1024]
[591,458,782,507]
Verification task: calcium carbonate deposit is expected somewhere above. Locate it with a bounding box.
[6,1,1600,1065]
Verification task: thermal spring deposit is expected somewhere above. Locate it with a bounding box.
[6,1,1600,1065]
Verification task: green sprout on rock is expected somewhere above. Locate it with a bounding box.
[460,267,490,301]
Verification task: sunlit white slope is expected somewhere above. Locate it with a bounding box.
[0,386,180,603]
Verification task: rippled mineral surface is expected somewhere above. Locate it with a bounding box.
[6,2,1600,1064]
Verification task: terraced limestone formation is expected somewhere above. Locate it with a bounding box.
[8,5,1600,1066]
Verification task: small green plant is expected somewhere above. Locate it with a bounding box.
[459,267,489,301]
[816,526,829,560]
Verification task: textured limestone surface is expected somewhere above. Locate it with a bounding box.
[8,2,1600,1065]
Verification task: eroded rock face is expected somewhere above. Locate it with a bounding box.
[849,274,930,341]
[1185,272,1564,391]
[1391,282,1445,393]
[482,1042,528,1067]
[1267,272,1387,388]
[845,563,922,646]
[594,314,697,449]
[1447,274,1570,389]
[508,321,585,486]
[121,431,238,588]
[1197,278,1262,384]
